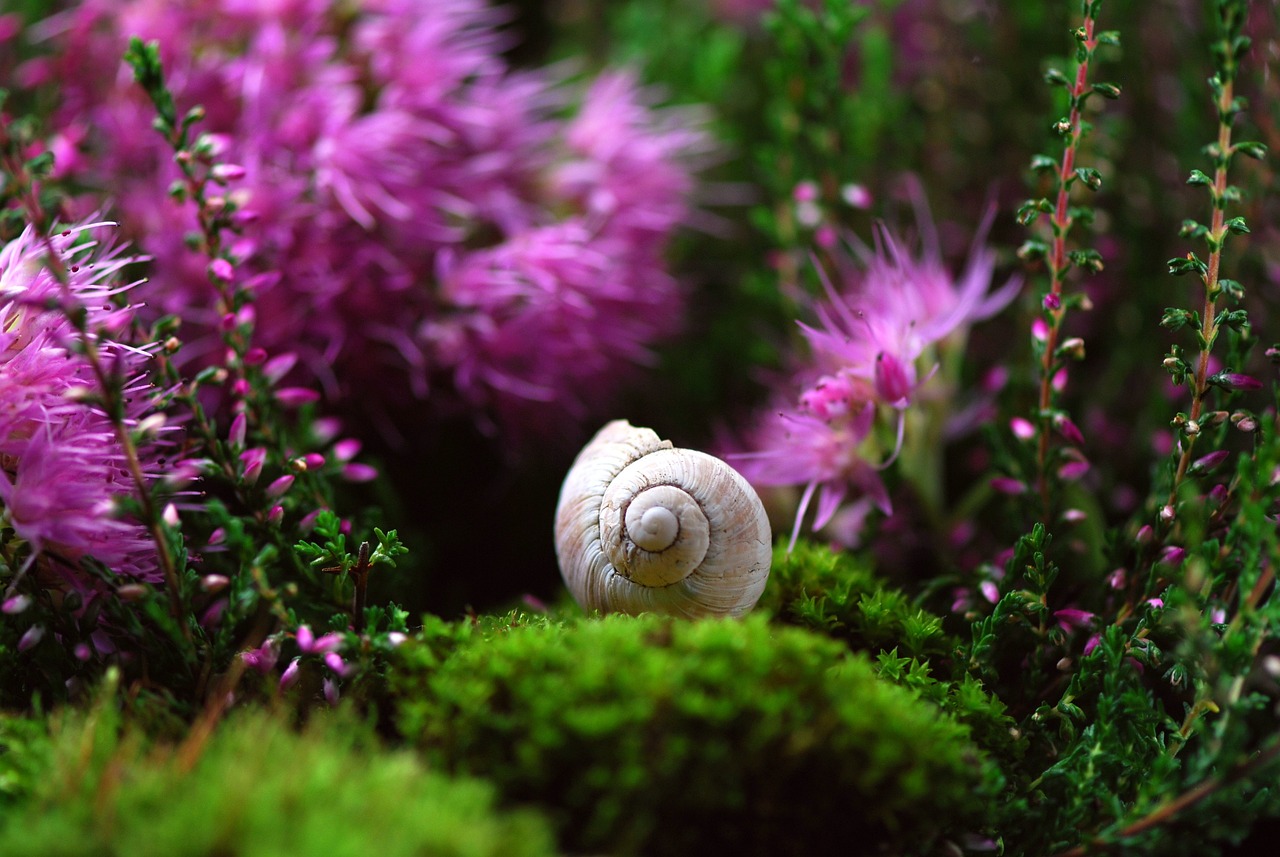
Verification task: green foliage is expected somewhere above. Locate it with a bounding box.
[0,712,51,808]
[0,681,557,857]
[757,539,949,657]
[392,612,999,857]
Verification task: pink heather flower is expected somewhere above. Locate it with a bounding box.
[280,657,301,690]
[3,595,32,614]
[241,638,280,674]
[324,651,355,678]
[731,189,1017,546]
[264,474,295,499]
[991,477,1027,495]
[733,405,890,550]
[1054,608,1096,631]
[41,2,706,439]
[0,222,164,584]
[980,581,1000,604]
[296,625,343,655]
[17,625,45,652]
[1010,417,1036,441]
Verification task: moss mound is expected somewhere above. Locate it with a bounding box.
[0,699,557,857]
[393,613,999,856]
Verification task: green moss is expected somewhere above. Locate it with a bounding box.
[393,613,999,857]
[0,693,557,857]
[758,540,951,657]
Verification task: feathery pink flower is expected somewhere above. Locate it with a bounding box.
[0,221,164,584]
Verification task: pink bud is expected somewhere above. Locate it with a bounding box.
[1108,568,1127,590]
[792,181,819,203]
[1192,450,1230,472]
[275,387,321,407]
[1058,460,1090,480]
[18,625,45,652]
[229,413,247,449]
[1221,373,1263,391]
[1146,598,1165,609]
[244,347,268,366]
[2,595,31,614]
[200,574,230,593]
[1031,318,1049,342]
[333,438,361,462]
[324,677,340,706]
[212,163,246,181]
[263,352,298,384]
[267,505,284,526]
[208,528,227,546]
[162,503,180,527]
[210,258,234,281]
[1159,546,1186,566]
[1010,417,1036,441]
[991,477,1027,495]
[841,183,871,209]
[324,651,354,678]
[304,453,325,469]
[1054,415,1086,446]
[1083,634,1101,655]
[342,463,378,483]
[265,474,295,499]
[1043,292,1061,311]
[240,448,267,484]
[874,352,914,406]
[75,643,92,661]
[980,581,1000,604]
[1054,608,1095,630]
[280,658,301,690]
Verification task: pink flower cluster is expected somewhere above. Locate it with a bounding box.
[31,0,706,437]
[0,221,164,584]
[733,203,1018,547]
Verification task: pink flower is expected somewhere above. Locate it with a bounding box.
[0,222,165,584]
[41,2,707,440]
[733,405,889,550]
[1054,608,1096,631]
[296,625,343,655]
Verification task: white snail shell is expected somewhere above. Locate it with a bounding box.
[554,420,771,618]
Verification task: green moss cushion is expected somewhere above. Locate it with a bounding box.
[394,613,1000,856]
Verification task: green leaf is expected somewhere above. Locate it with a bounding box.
[1235,140,1268,160]
[1225,217,1250,235]
[1030,154,1058,172]
[1090,82,1121,99]
[1043,67,1070,87]
[1187,169,1213,186]
[1067,248,1104,272]
[1073,167,1102,191]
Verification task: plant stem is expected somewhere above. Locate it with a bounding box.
[1036,12,1098,519]
[1168,78,1237,505]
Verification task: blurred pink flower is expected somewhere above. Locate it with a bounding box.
[0,221,165,584]
[39,0,706,439]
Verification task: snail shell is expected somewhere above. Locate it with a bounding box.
[554,420,771,618]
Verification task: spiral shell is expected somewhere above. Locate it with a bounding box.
[554,420,771,618]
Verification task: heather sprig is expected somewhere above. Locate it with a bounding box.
[118,40,412,709]
[1161,0,1265,509]
[1015,0,1120,520]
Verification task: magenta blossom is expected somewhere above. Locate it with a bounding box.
[732,191,1017,547]
[0,221,165,585]
[38,1,707,439]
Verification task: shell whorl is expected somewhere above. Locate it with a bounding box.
[554,420,771,618]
